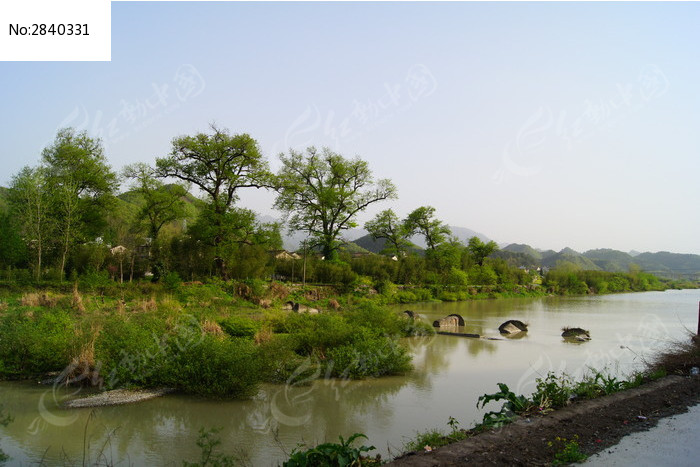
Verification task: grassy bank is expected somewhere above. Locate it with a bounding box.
[0,280,433,398]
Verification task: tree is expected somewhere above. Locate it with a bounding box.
[274,147,397,260]
[364,209,411,257]
[467,236,499,266]
[123,163,189,242]
[156,125,270,276]
[404,206,451,250]
[7,166,54,279]
[42,128,117,280]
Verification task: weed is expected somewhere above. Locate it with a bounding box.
[476,383,531,428]
[284,433,378,467]
[549,435,588,465]
[182,427,239,467]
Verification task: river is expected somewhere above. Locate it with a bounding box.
[1,289,698,465]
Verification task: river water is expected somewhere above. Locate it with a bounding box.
[1,289,698,465]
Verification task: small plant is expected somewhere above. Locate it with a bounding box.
[476,383,531,428]
[403,417,468,453]
[182,427,239,467]
[403,429,446,453]
[283,433,378,466]
[532,373,574,409]
[549,435,588,465]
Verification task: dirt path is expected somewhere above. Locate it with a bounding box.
[389,375,699,466]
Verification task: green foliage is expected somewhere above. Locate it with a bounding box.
[285,313,355,356]
[163,271,182,291]
[364,209,411,257]
[95,314,170,388]
[218,316,260,338]
[403,429,446,453]
[182,427,238,467]
[275,147,397,259]
[284,433,377,467]
[403,417,468,453]
[467,237,498,266]
[0,308,74,377]
[326,330,412,378]
[166,335,262,398]
[549,436,588,465]
[404,206,451,250]
[476,383,531,428]
[314,261,358,288]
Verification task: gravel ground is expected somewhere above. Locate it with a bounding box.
[63,388,174,408]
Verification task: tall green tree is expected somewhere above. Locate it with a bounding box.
[274,147,397,260]
[364,209,411,257]
[42,128,117,280]
[7,167,54,279]
[155,125,270,276]
[404,206,451,250]
[467,236,499,266]
[123,163,189,242]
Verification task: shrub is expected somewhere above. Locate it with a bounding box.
[325,330,412,379]
[165,335,262,398]
[0,309,74,377]
[163,271,182,291]
[284,433,377,467]
[218,316,261,338]
[94,314,169,388]
[284,313,355,357]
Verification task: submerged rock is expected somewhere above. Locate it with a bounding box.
[562,327,591,341]
[498,320,528,335]
[432,315,460,328]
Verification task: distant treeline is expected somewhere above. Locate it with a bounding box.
[0,126,696,294]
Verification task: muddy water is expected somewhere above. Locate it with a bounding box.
[1,289,698,465]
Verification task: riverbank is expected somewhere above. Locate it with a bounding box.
[390,374,700,466]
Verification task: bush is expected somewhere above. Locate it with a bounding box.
[284,313,355,356]
[163,271,182,291]
[219,316,261,338]
[284,433,377,467]
[0,309,74,377]
[165,335,262,398]
[326,330,412,379]
[95,314,169,388]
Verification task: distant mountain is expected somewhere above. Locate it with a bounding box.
[634,251,700,279]
[351,234,424,256]
[583,249,636,273]
[504,243,543,260]
[446,226,491,244]
[541,248,601,270]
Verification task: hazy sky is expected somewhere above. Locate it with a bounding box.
[2,2,699,254]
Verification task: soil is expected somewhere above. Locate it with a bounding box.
[389,375,700,466]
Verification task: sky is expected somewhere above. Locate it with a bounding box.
[2,2,699,255]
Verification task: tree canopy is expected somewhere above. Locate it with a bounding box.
[274,147,397,259]
[404,206,451,250]
[156,125,270,275]
[364,209,411,257]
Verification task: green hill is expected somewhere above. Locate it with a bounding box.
[503,243,543,260]
[542,248,601,271]
[634,251,700,279]
[583,249,636,272]
[351,234,423,256]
